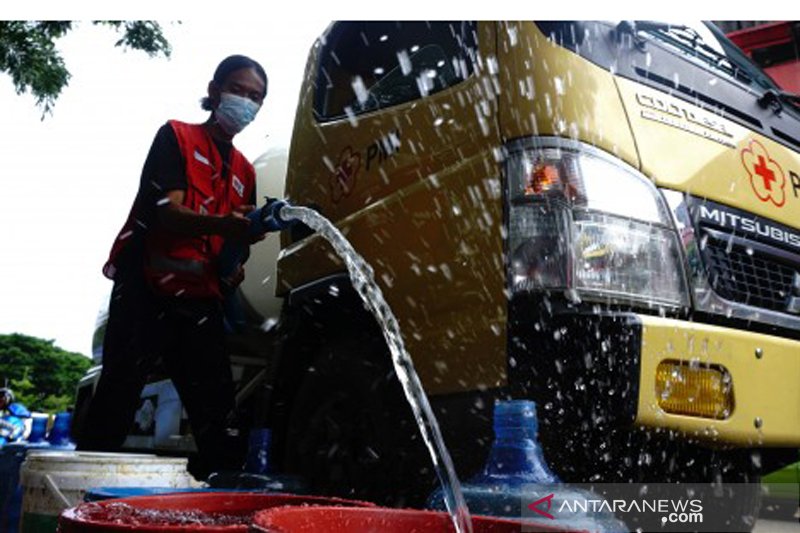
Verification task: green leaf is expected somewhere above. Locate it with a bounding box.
[0,333,91,412]
[0,20,172,115]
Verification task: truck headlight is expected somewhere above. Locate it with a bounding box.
[507,138,689,308]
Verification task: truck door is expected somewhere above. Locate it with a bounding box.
[280,21,507,393]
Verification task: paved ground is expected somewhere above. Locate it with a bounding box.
[753,519,800,532]
[754,500,800,532]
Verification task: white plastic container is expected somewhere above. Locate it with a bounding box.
[18,451,197,533]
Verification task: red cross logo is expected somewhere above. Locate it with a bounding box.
[329,146,361,203]
[741,140,786,207]
[527,493,555,520]
[754,155,776,191]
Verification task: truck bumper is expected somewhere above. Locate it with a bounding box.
[508,303,800,448]
[636,315,800,447]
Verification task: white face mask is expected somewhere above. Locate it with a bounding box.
[214,92,261,135]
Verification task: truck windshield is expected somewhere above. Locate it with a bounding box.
[627,20,800,114]
[637,21,783,93]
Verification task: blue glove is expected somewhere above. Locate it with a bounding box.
[247,200,281,235]
[262,199,288,232]
[219,199,293,281]
[261,199,298,232]
[218,198,294,333]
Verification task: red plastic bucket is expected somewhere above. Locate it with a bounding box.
[58,492,374,532]
[251,506,590,532]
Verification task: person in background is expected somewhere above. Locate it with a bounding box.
[0,388,13,413]
[76,55,271,479]
[0,387,30,445]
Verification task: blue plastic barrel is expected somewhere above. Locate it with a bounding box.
[27,416,48,444]
[83,487,238,502]
[47,412,74,447]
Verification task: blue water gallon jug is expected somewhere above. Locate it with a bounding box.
[427,400,627,532]
[244,427,272,475]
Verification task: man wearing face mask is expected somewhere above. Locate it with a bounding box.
[76,55,270,479]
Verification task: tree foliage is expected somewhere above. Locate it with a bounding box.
[0,21,171,114]
[0,333,92,413]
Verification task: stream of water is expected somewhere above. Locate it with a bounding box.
[281,205,473,533]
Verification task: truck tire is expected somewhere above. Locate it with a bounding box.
[279,329,435,507]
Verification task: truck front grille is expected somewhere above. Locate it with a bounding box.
[701,229,800,314]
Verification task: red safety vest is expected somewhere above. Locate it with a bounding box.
[103,120,256,299]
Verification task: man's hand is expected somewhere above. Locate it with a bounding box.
[158,191,256,240]
[220,204,256,241]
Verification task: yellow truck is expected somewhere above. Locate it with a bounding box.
[75,20,800,521]
[263,20,800,511]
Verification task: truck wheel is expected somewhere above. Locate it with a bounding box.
[280,331,434,507]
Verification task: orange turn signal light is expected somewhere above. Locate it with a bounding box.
[525,163,561,195]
